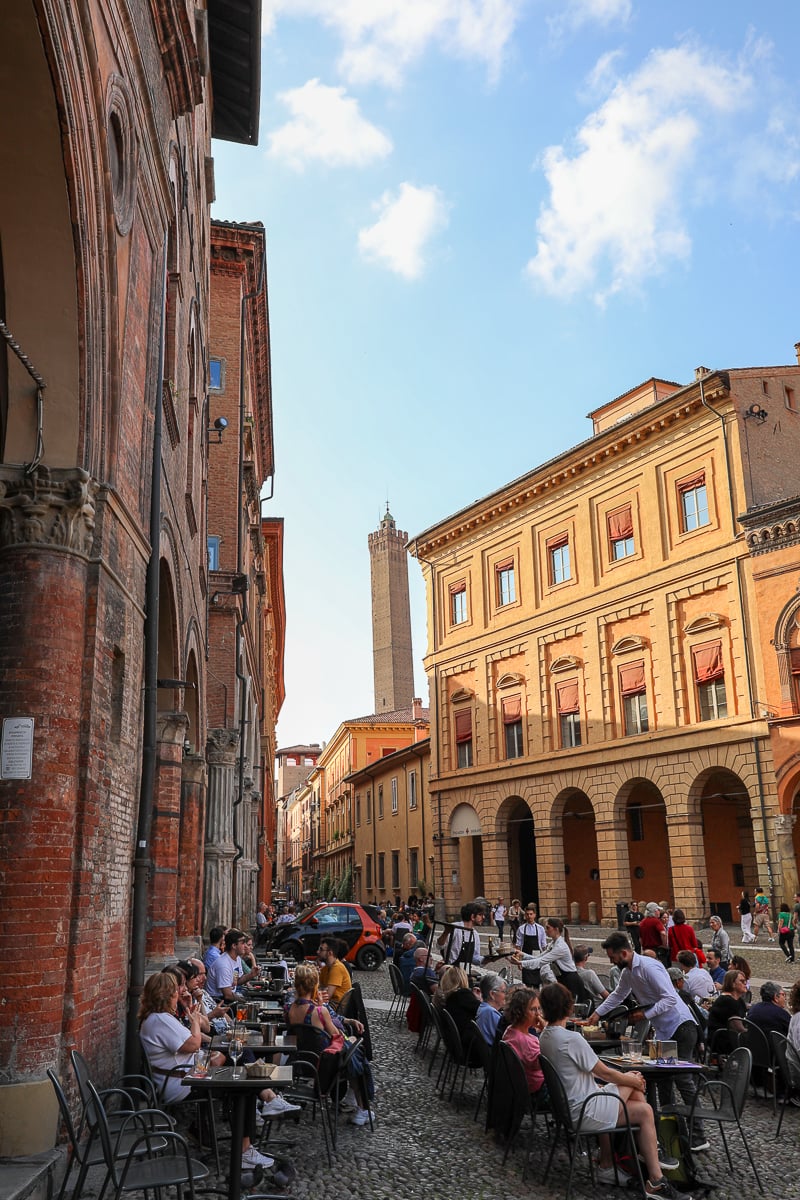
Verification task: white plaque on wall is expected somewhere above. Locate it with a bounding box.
[1,717,34,780]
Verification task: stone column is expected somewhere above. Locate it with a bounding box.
[233,778,260,928]
[147,712,189,958]
[204,729,239,929]
[665,797,707,922]
[774,813,797,902]
[534,825,567,919]
[596,816,632,926]
[177,752,206,937]
[438,837,462,919]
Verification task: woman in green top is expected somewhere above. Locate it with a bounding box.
[778,903,795,963]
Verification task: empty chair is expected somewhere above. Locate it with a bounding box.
[738,1019,778,1111]
[496,1041,550,1179]
[386,962,408,1023]
[769,1031,800,1136]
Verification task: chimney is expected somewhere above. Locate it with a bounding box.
[794,342,800,366]
[412,696,422,721]
[694,366,711,381]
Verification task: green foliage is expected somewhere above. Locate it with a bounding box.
[319,870,333,900]
[337,865,353,902]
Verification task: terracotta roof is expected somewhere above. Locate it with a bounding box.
[343,707,430,726]
[277,744,322,756]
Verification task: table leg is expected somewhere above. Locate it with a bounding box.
[227,1092,246,1200]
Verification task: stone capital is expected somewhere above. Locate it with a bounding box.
[0,465,98,555]
[157,711,190,745]
[207,728,240,765]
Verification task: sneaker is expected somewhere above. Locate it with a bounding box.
[690,1139,710,1152]
[242,1146,275,1170]
[596,1166,634,1186]
[340,1089,358,1112]
[646,1178,693,1200]
[348,1108,375,1126]
[259,1095,301,1116]
[768,937,776,942]
[658,1151,681,1170]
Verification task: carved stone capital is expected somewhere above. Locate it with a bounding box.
[157,711,190,745]
[0,465,98,555]
[207,728,240,765]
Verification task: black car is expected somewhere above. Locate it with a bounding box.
[265,901,387,971]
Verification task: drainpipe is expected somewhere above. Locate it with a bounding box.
[414,550,445,919]
[125,242,167,1073]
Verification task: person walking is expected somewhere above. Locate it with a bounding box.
[493,898,507,942]
[736,890,754,943]
[778,902,796,963]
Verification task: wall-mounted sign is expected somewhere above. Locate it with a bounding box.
[449,802,482,838]
[1,717,34,780]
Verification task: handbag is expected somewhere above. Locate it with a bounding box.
[322,1030,346,1056]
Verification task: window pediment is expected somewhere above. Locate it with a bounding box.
[550,655,581,674]
[450,687,474,704]
[683,613,725,635]
[611,635,648,655]
[496,672,524,690]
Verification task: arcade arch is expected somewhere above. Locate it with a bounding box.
[617,778,672,904]
[558,789,600,921]
[692,768,758,922]
[495,795,538,909]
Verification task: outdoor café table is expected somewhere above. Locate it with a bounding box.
[182,1063,293,1200]
[599,1053,705,1114]
[211,1031,289,1057]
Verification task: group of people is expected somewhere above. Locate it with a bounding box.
[736,888,800,962]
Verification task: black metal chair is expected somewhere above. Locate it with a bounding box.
[666,1045,763,1193]
[386,962,408,1023]
[437,1008,476,1103]
[497,1040,550,1179]
[769,1031,800,1136]
[85,1078,209,1200]
[137,1048,221,1174]
[539,1053,646,1200]
[467,1020,494,1123]
[409,982,435,1059]
[738,1019,778,1111]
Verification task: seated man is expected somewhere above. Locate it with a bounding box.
[747,981,791,1038]
[397,932,424,991]
[410,947,438,995]
[318,938,351,1008]
[705,948,725,987]
[476,972,507,1045]
[207,928,258,1003]
[676,951,716,1001]
[574,946,609,1003]
[203,925,226,972]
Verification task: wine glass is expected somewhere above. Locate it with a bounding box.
[229,1036,244,1079]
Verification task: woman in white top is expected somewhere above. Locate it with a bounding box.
[514,917,577,984]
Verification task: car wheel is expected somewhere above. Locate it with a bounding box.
[356,944,384,971]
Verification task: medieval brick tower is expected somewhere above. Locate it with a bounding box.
[368,507,415,712]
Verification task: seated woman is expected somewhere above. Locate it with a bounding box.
[706,968,748,1055]
[139,970,278,1173]
[286,962,374,1128]
[539,983,689,1200]
[433,966,480,1055]
[501,987,547,1098]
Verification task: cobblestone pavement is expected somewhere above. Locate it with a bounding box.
[72,955,797,1200]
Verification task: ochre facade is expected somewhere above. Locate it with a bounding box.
[409,361,800,924]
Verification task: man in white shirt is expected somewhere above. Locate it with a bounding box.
[440,902,485,966]
[207,928,258,1002]
[676,951,716,1001]
[515,905,547,955]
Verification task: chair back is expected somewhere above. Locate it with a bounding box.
[47,1069,81,1158]
[770,1031,792,1087]
[70,1049,93,1112]
[497,1040,531,1141]
[539,1053,575,1135]
[388,962,403,997]
[722,1045,753,1117]
[738,1020,771,1071]
[468,1020,493,1075]
[440,1007,469,1065]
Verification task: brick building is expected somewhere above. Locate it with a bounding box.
[369,507,415,711]
[0,0,262,1146]
[408,356,800,923]
[275,744,322,895]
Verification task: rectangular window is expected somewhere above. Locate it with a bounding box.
[355,794,361,827]
[366,789,372,824]
[678,471,710,532]
[454,708,473,769]
[365,854,373,891]
[409,770,418,809]
[733,862,745,888]
[378,853,385,891]
[391,777,398,814]
[620,661,648,735]
[207,535,220,571]
[496,559,516,607]
[628,803,644,842]
[378,785,384,819]
[547,533,571,585]
[786,385,797,412]
[502,695,523,759]
[450,582,467,625]
[791,648,800,710]
[693,640,728,721]
[409,848,419,888]
[556,679,581,748]
[391,850,400,890]
[209,358,224,391]
[608,505,635,561]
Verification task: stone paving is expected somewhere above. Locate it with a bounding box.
[66,943,799,1200]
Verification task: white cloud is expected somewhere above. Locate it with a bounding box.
[263,0,523,87]
[268,79,392,169]
[561,0,632,29]
[358,183,450,279]
[526,44,753,303]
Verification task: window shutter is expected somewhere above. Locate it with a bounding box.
[676,470,706,493]
[556,680,579,714]
[619,661,646,696]
[449,580,466,595]
[546,532,569,551]
[693,640,724,683]
[454,709,472,743]
[608,506,634,540]
[502,696,521,724]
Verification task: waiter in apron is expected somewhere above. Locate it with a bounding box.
[515,903,547,986]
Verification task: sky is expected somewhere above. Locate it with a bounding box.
[210,1,800,753]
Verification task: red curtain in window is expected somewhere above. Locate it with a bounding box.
[495,558,514,573]
[556,680,579,714]
[454,709,472,743]
[608,506,633,540]
[546,532,569,551]
[619,661,646,696]
[693,641,724,683]
[449,581,466,595]
[676,470,706,493]
[502,696,522,724]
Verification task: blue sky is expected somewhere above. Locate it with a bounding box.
[210,1,800,752]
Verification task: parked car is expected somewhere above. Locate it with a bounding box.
[265,901,387,971]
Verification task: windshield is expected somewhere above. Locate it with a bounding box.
[297,904,324,922]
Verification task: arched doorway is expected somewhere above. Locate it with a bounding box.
[621,780,672,904]
[561,790,600,921]
[449,803,484,898]
[697,769,758,922]
[499,797,537,909]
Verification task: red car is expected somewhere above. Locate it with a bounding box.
[266,901,387,971]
